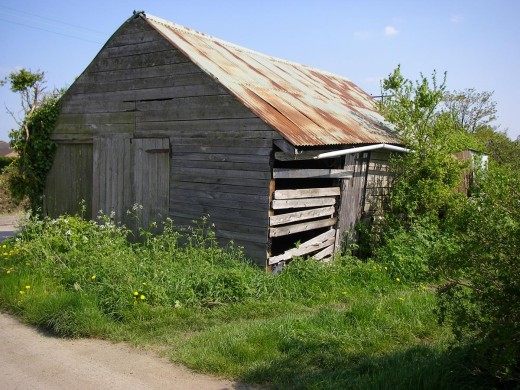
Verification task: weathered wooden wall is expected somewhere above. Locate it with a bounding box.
[45,143,93,217]
[364,150,392,217]
[49,16,281,264]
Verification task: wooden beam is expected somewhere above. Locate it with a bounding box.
[273,139,298,155]
[269,205,335,226]
[272,197,336,210]
[273,187,340,200]
[273,168,353,179]
[269,217,337,237]
[268,229,336,264]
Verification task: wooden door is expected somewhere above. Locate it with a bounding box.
[133,138,170,229]
[44,143,93,218]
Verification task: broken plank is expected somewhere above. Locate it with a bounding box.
[273,187,340,199]
[313,243,335,260]
[269,217,337,238]
[268,229,336,264]
[269,206,335,226]
[272,197,336,210]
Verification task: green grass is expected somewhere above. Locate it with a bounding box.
[0,214,492,389]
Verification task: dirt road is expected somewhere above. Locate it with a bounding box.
[0,313,254,389]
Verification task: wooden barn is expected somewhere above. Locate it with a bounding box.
[44,12,403,268]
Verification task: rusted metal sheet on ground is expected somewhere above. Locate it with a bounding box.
[143,14,400,147]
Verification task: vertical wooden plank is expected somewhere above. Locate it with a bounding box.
[336,152,369,250]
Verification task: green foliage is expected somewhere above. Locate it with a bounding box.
[436,164,520,382]
[1,69,64,211]
[6,90,62,209]
[474,126,520,170]
[0,156,15,173]
[443,88,497,133]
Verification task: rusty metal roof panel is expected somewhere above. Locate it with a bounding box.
[144,14,400,147]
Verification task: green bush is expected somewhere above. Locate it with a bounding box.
[436,164,520,383]
[0,156,15,173]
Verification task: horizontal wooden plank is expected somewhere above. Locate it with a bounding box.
[106,29,160,47]
[103,39,173,57]
[171,152,271,164]
[170,203,267,228]
[177,159,270,172]
[56,112,136,126]
[173,181,269,196]
[170,145,272,156]
[53,123,133,135]
[90,50,189,72]
[78,63,202,85]
[171,137,273,148]
[312,244,335,261]
[269,206,335,226]
[170,188,268,205]
[268,229,336,264]
[74,70,212,94]
[171,174,269,189]
[273,168,353,179]
[137,117,273,133]
[269,217,337,238]
[272,197,336,210]
[273,187,340,200]
[172,167,271,181]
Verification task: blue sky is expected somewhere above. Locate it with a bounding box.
[1,0,519,142]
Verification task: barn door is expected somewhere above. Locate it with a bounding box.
[133,138,170,229]
[45,143,93,218]
[92,135,132,221]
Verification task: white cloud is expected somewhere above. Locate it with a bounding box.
[384,26,399,36]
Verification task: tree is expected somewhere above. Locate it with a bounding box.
[1,69,64,210]
[1,69,46,143]
[444,88,497,133]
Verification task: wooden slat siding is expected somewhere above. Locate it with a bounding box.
[173,181,269,196]
[170,204,267,228]
[269,217,337,237]
[73,70,207,94]
[272,197,336,210]
[171,152,271,164]
[171,145,272,156]
[171,188,268,205]
[269,206,335,226]
[335,152,370,250]
[92,136,133,221]
[364,149,392,215]
[52,16,277,265]
[44,143,93,217]
[313,244,335,260]
[268,229,336,264]
[137,117,275,133]
[273,168,353,179]
[273,187,340,199]
[133,138,170,228]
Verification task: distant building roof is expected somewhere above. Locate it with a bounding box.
[0,141,16,157]
[142,14,400,147]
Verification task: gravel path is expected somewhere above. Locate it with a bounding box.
[0,313,254,390]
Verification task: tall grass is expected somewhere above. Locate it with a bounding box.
[0,214,489,389]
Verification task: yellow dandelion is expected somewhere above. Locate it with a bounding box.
[91,275,96,280]
[140,294,146,300]
[398,297,405,301]
[25,285,30,289]
[19,290,24,295]
[396,278,401,283]
[133,291,139,296]
[1,244,6,249]
[341,291,347,295]
[384,266,388,270]
[6,269,11,274]
[142,282,147,286]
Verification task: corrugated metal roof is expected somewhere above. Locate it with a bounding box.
[143,14,400,147]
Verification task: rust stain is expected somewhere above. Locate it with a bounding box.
[144,14,400,147]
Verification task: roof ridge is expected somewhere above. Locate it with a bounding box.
[144,13,354,83]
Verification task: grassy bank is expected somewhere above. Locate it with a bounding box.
[0,214,487,389]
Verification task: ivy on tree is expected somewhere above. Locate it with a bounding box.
[1,68,64,211]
